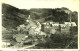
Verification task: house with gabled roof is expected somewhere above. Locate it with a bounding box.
[60,24,70,34]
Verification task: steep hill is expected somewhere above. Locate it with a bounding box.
[2,3,30,29]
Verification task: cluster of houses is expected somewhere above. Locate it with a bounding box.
[41,21,77,34]
[16,15,77,35]
[16,17,77,35]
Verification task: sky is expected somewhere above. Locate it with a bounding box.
[1,0,79,12]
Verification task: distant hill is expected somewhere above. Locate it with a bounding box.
[29,8,69,23]
[30,8,78,24]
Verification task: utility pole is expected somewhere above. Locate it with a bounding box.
[6,40,7,48]
[70,14,71,23]
[69,12,72,35]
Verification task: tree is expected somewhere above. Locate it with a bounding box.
[52,11,68,23]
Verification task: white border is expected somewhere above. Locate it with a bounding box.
[0,0,79,51]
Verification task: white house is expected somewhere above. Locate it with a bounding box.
[64,22,77,27]
[52,23,60,30]
[60,24,70,34]
[60,24,66,27]
[52,24,59,26]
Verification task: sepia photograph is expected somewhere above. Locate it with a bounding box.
[0,0,79,50]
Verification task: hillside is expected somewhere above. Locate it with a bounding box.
[2,3,78,29]
[2,3,29,29]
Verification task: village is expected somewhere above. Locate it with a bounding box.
[2,15,77,49]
